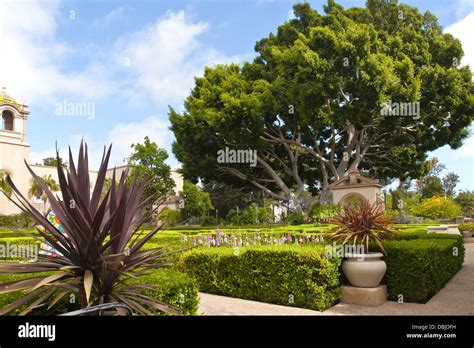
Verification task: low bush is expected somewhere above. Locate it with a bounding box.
[157,209,181,227]
[0,268,199,316]
[0,214,35,228]
[408,196,463,219]
[177,244,341,311]
[379,236,464,303]
[284,213,305,225]
[126,269,199,315]
[458,223,474,233]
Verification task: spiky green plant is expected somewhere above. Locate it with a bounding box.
[0,142,183,315]
[329,200,392,254]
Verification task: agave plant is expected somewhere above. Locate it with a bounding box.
[328,199,392,254]
[0,142,183,315]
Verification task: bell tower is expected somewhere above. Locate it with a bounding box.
[0,87,31,214]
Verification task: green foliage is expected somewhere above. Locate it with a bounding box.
[408,196,463,219]
[0,268,199,316]
[157,208,180,227]
[0,143,183,316]
[455,190,474,215]
[180,181,213,221]
[0,214,34,228]
[0,169,12,197]
[42,157,68,168]
[203,181,256,218]
[309,204,342,223]
[170,1,474,209]
[329,200,393,253]
[458,223,474,233]
[284,213,305,225]
[201,215,217,226]
[380,236,464,303]
[177,244,341,311]
[127,136,175,201]
[126,269,199,316]
[226,201,274,225]
[420,176,444,198]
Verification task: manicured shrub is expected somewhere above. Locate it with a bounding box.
[284,213,305,225]
[458,223,474,233]
[308,204,341,223]
[157,208,181,227]
[0,214,35,228]
[408,196,463,219]
[177,244,341,311]
[0,268,199,316]
[126,269,199,316]
[380,236,464,303]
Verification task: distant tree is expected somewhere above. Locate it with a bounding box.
[180,181,213,221]
[28,174,60,213]
[442,172,460,196]
[409,196,463,219]
[421,176,445,198]
[171,1,474,211]
[455,190,474,215]
[126,136,175,203]
[0,169,12,197]
[43,157,68,168]
[202,180,256,218]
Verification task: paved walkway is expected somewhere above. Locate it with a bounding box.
[198,243,474,315]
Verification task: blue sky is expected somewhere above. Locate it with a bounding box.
[1,0,473,191]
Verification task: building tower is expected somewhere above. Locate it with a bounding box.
[0,87,31,214]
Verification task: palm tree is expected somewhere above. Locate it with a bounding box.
[0,169,12,198]
[28,174,60,213]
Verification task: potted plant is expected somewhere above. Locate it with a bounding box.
[459,223,474,238]
[329,200,392,288]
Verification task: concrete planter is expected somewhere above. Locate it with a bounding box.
[342,252,387,288]
[461,231,472,238]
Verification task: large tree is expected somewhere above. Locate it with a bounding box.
[170,1,473,211]
[126,136,175,202]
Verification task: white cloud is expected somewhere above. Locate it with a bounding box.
[0,0,111,105]
[92,7,124,29]
[105,116,173,166]
[453,134,474,159]
[117,10,240,105]
[34,116,174,170]
[446,11,474,68]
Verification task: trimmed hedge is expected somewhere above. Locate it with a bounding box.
[177,244,341,311]
[380,235,464,303]
[0,268,199,316]
[127,269,199,315]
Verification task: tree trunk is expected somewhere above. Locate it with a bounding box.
[319,187,333,205]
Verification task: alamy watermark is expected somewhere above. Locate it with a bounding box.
[217,147,257,167]
[325,242,365,260]
[380,101,420,120]
[0,242,38,261]
[55,99,95,120]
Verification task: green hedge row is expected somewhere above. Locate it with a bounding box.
[177,244,341,311]
[0,214,35,228]
[380,235,464,303]
[0,268,199,316]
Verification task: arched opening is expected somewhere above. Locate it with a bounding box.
[341,193,366,208]
[2,110,14,131]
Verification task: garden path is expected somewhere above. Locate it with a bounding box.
[198,243,474,315]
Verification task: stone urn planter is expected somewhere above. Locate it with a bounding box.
[461,230,472,238]
[342,252,387,288]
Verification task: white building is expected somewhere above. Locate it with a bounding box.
[0,88,183,215]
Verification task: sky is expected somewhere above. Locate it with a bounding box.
[1,0,473,191]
